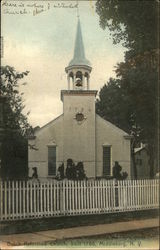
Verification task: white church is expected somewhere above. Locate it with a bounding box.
[28,19,132,179]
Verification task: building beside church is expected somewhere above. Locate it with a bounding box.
[28,19,132,179]
[134,146,150,179]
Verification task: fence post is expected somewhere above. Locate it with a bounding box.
[60,180,63,215]
[114,180,119,209]
[62,180,66,215]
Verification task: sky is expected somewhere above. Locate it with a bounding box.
[2,0,126,127]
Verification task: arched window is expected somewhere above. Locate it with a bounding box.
[76,71,82,81]
[69,72,73,80]
[84,72,89,82]
[85,72,89,89]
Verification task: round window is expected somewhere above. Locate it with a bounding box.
[75,113,84,122]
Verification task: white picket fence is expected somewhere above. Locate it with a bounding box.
[0,179,159,221]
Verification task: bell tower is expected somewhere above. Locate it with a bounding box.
[61,18,97,178]
[65,18,92,90]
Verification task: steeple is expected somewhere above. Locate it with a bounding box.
[69,18,91,67]
[65,18,92,91]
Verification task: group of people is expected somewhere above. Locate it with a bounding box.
[57,159,86,180]
[32,160,127,181]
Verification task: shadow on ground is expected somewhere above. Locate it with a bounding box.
[0,209,159,235]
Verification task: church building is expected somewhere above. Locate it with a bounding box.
[28,19,132,179]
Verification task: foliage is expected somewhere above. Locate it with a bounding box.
[96,77,140,179]
[116,54,158,178]
[96,0,158,54]
[1,130,28,179]
[116,60,158,144]
[96,0,159,178]
[0,65,32,179]
[0,65,32,136]
[96,78,132,133]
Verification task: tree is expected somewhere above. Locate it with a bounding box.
[96,0,158,54]
[0,65,32,179]
[115,56,158,178]
[96,78,131,132]
[96,0,159,178]
[0,65,31,135]
[96,78,139,178]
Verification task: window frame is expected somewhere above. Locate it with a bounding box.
[47,145,57,176]
[102,145,112,177]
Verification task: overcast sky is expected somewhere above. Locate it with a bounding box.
[2,0,125,127]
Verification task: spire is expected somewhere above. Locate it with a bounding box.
[65,17,92,91]
[68,18,91,67]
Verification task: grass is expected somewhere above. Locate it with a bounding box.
[0,209,159,235]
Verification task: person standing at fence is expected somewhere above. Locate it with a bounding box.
[113,161,128,180]
[57,162,64,179]
[32,167,40,183]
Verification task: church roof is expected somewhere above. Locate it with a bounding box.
[68,18,91,67]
